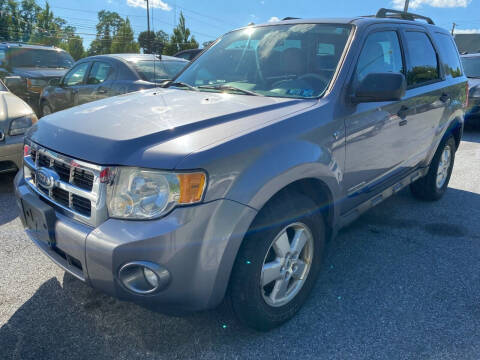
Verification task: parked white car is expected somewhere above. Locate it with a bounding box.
[0,80,37,173]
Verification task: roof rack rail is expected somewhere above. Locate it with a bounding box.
[282,17,300,20]
[375,8,434,25]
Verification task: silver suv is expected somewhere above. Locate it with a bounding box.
[14,9,467,330]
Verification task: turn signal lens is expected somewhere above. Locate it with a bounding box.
[177,172,206,204]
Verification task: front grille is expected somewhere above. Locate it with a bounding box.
[24,143,106,226]
[31,149,94,191]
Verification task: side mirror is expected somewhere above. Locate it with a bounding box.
[353,73,406,103]
[48,78,61,87]
[4,76,26,92]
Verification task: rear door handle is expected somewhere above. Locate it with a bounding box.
[440,93,450,103]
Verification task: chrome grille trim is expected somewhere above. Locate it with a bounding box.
[23,141,108,227]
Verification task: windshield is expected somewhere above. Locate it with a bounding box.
[130,60,188,82]
[8,48,74,69]
[462,56,480,78]
[174,23,352,98]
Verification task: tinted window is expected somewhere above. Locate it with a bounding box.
[129,60,187,82]
[87,62,113,84]
[434,33,462,78]
[64,62,89,86]
[8,48,74,69]
[355,31,404,82]
[405,32,439,86]
[176,24,352,98]
[461,57,480,78]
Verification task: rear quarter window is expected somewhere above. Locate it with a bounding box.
[434,32,463,78]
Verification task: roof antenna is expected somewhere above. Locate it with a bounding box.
[403,0,410,13]
[151,4,158,89]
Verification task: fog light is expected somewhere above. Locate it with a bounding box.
[118,261,170,295]
[143,267,159,288]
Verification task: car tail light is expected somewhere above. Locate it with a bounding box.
[23,144,31,156]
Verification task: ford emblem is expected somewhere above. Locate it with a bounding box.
[36,167,59,190]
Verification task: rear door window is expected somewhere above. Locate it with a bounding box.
[433,32,463,78]
[87,62,113,84]
[404,31,439,86]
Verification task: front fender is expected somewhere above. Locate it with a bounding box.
[225,139,342,212]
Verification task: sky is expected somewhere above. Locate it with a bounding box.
[35,0,480,50]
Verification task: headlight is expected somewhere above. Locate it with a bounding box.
[26,78,47,93]
[106,167,206,219]
[9,113,38,136]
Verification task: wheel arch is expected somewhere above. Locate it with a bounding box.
[251,177,336,240]
[445,116,463,151]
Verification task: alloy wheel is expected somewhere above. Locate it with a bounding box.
[260,222,314,307]
[436,144,452,189]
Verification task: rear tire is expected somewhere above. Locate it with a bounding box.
[229,193,325,331]
[410,136,456,201]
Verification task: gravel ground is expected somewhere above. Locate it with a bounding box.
[1,129,480,360]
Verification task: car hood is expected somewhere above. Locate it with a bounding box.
[28,88,315,168]
[12,67,68,78]
[0,91,34,131]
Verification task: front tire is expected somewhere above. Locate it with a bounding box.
[229,193,325,331]
[410,136,456,201]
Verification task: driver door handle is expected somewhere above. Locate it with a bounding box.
[97,87,108,94]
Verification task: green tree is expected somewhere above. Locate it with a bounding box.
[19,0,41,42]
[138,29,168,54]
[0,0,21,41]
[138,30,155,54]
[164,12,198,55]
[111,18,139,54]
[88,10,123,55]
[0,0,85,59]
[64,35,85,60]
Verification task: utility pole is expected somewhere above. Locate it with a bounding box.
[451,22,456,36]
[145,0,150,33]
[404,0,410,12]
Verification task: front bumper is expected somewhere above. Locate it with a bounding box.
[0,135,23,171]
[14,170,257,311]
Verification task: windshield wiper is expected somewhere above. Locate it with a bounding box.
[197,84,262,96]
[162,81,198,91]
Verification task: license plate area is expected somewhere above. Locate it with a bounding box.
[20,193,56,246]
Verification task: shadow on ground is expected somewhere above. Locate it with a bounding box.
[2,186,480,359]
[0,173,18,226]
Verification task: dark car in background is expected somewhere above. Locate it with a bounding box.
[173,48,203,61]
[0,43,74,114]
[40,53,189,116]
[461,53,480,121]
